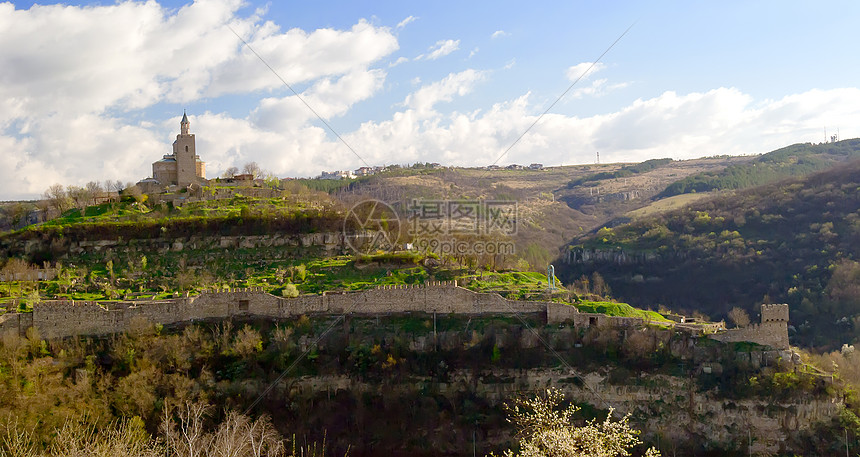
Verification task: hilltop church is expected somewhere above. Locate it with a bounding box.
[139,112,206,192]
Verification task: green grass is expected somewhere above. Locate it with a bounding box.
[627,192,716,219]
[574,301,672,323]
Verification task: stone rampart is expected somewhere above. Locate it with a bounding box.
[65,232,345,257]
[710,304,790,349]
[0,283,588,340]
[0,287,791,350]
[0,312,22,337]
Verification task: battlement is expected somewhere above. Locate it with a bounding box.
[0,283,576,339]
[710,304,790,349]
[0,284,791,351]
[761,303,789,322]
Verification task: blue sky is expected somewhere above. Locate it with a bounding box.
[2,0,860,200]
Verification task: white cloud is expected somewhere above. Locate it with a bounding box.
[0,1,398,119]
[4,3,860,201]
[403,69,485,115]
[205,19,397,98]
[389,56,410,67]
[566,62,605,81]
[417,39,460,60]
[469,47,479,58]
[491,30,508,39]
[291,86,860,175]
[396,15,417,29]
[251,68,387,131]
[570,78,629,99]
[0,0,399,199]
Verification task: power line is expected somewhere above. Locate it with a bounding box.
[227,25,370,168]
[485,20,637,170]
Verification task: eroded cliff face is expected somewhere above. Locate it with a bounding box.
[182,315,833,456]
[565,246,687,265]
[283,368,837,456]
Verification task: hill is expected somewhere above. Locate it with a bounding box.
[558,159,860,348]
[657,139,860,198]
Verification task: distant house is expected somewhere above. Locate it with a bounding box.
[506,164,524,170]
[429,163,442,169]
[319,170,354,180]
[486,165,501,170]
[354,166,375,177]
[529,163,544,170]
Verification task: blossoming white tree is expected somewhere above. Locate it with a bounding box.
[492,388,660,457]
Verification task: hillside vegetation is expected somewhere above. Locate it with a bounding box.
[561,159,860,348]
[658,139,860,198]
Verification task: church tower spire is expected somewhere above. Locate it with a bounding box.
[180,110,190,135]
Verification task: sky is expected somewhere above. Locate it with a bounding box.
[2,0,860,200]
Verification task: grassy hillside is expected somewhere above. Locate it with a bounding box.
[559,159,860,348]
[657,139,860,198]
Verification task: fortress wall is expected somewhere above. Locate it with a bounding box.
[709,304,790,350]
[33,301,125,338]
[65,232,345,258]
[0,313,21,337]
[286,294,328,315]
[0,285,588,340]
[547,303,579,324]
[125,300,192,327]
[710,322,789,350]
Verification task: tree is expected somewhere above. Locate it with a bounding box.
[5,202,31,228]
[123,185,146,204]
[281,284,299,298]
[86,181,104,205]
[223,166,239,178]
[727,307,751,328]
[491,388,660,457]
[43,184,72,215]
[67,185,90,209]
[590,272,611,299]
[242,162,262,179]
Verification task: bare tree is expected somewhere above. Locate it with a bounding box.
[100,179,124,194]
[161,400,211,457]
[727,307,751,328]
[85,181,104,205]
[223,166,239,178]
[242,162,262,179]
[66,185,90,209]
[43,183,72,215]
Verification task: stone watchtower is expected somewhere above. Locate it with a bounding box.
[151,112,206,188]
[759,303,790,349]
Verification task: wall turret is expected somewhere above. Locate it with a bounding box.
[761,303,789,323]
